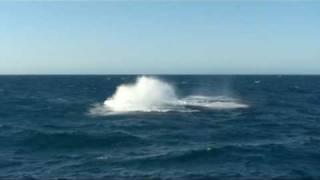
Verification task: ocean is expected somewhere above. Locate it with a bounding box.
[0,75,320,179]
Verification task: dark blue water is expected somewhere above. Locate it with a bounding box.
[1,75,320,179]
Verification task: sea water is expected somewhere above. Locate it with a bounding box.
[0,75,320,179]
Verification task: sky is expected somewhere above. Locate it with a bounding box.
[0,1,319,74]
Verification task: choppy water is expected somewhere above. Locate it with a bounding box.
[0,75,320,179]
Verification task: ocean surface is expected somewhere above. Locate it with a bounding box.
[0,75,320,179]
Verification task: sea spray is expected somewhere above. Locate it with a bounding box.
[90,76,248,115]
[104,76,178,112]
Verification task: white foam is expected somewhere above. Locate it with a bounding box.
[177,95,249,109]
[90,76,248,115]
[103,76,177,112]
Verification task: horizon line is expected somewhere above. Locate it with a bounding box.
[0,73,320,76]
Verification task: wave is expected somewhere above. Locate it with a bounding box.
[90,76,248,115]
[111,143,296,168]
[18,130,147,150]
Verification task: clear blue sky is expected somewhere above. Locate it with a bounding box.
[0,2,319,74]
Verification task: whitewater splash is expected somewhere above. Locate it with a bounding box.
[104,76,178,112]
[90,76,248,115]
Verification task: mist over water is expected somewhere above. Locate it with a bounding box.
[92,76,248,115]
